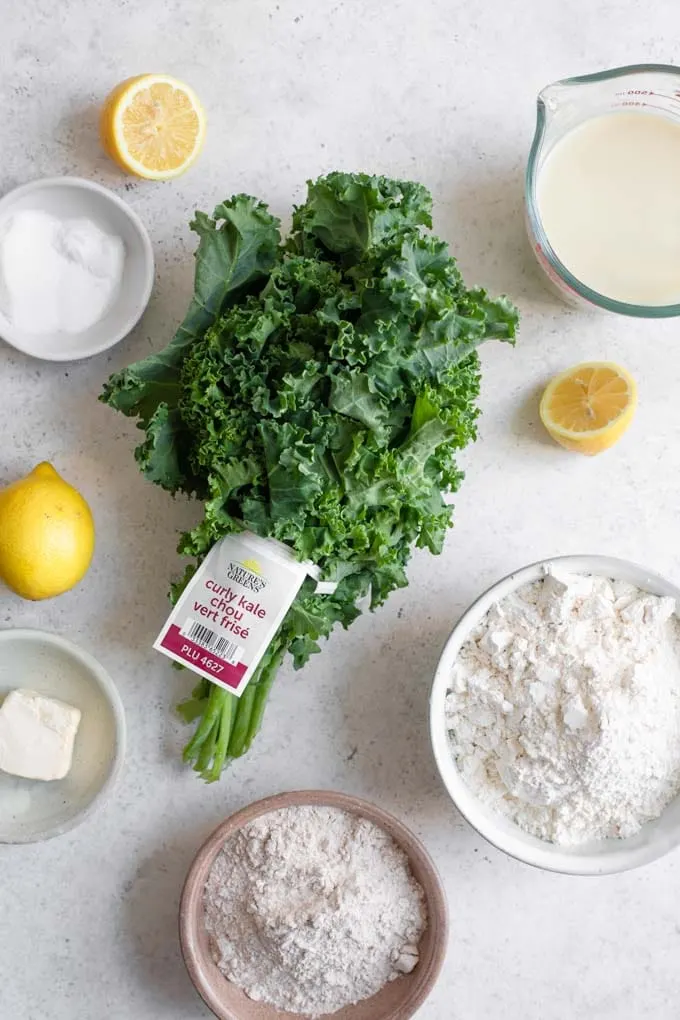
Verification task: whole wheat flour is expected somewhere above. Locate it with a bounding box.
[446,567,680,845]
[204,805,427,1016]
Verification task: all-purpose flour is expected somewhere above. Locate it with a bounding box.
[446,568,680,845]
[204,805,427,1016]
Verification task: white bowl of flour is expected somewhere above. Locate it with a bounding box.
[430,555,680,875]
[0,176,153,361]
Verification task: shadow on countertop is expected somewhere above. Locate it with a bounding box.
[335,592,474,825]
[443,165,558,311]
[123,837,213,1018]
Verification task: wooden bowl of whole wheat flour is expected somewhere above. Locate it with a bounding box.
[179,790,448,1020]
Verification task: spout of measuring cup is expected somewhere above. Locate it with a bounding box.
[530,78,577,169]
[526,82,564,203]
[528,83,562,174]
[536,81,566,113]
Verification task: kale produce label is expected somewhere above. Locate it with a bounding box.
[154,534,308,696]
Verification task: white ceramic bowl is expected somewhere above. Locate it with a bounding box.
[430,555,680,876]
[0,176,154,361]
[0,629,125,843]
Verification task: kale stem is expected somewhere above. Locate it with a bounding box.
[204,691,236,782]
[194,720,219,774]
[183,684,225,762]
[243,644,286,753]
[227,685,256,760]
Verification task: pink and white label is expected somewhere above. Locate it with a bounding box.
[159,623,247,691]
[154,533,309,696]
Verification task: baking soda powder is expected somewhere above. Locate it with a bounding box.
[0,209,124,335]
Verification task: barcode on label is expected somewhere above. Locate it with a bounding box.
[180,618,244,665]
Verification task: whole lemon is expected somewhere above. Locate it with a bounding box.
[0,462,95,600]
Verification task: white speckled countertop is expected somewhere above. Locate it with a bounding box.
[3,1,680,1017]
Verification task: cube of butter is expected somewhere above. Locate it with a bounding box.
[0,689,82,781]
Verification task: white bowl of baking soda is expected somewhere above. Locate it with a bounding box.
[0,176,154,361]
[430,555,680,875]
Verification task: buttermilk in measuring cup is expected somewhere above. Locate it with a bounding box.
[535,110,680,307]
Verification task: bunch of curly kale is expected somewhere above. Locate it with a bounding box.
[102,172,518,780]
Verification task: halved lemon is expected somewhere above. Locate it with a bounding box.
[539,361,637,455]
[100,74,206,180]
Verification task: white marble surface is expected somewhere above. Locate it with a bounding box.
[3,1,680,1017]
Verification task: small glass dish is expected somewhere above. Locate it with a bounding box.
[0,629,125,844]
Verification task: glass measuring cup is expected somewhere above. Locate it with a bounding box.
[526,64,680,317]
